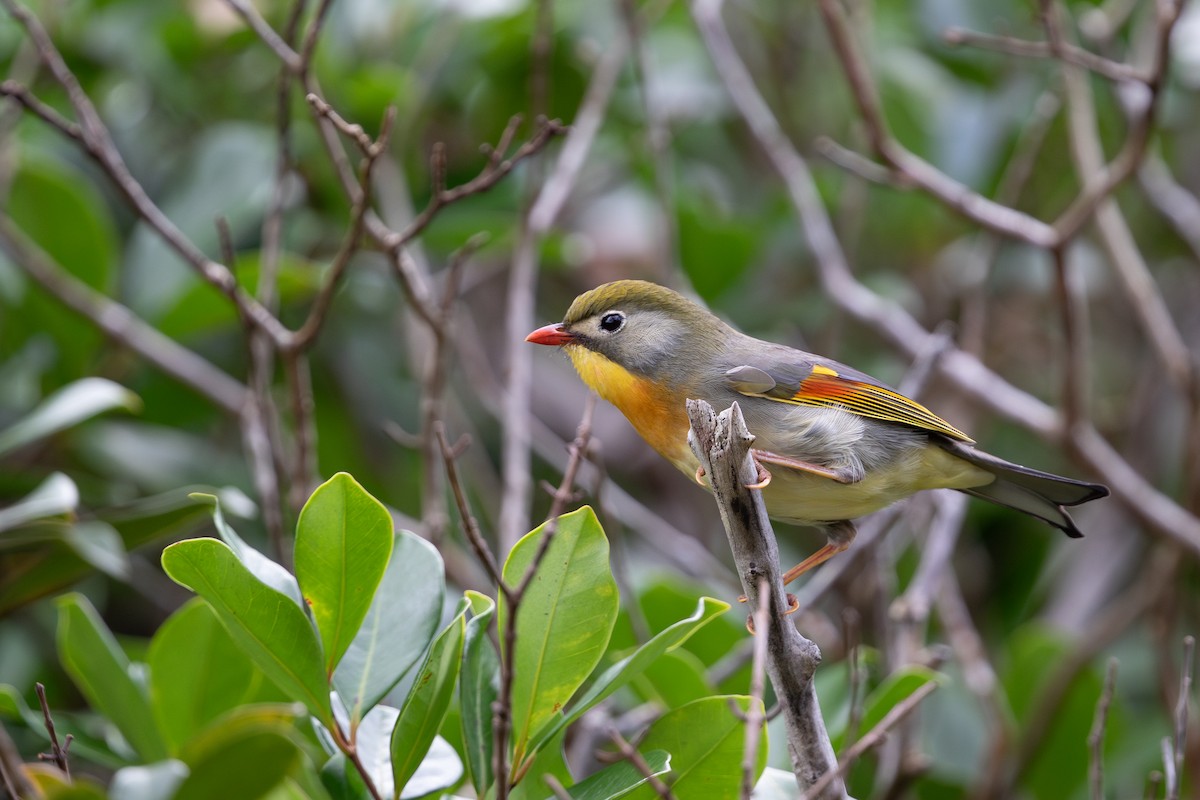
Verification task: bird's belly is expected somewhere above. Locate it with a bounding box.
[680,443,992,526]
[758,467,922,524]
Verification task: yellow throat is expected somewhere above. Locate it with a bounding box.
[565,346,692,469]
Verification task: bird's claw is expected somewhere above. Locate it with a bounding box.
[695,465,707,486]
[744,461,772,490]
[740,592,802,634]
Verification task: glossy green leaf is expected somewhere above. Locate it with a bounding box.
[459,590,499,796]
[161,538,332,726]
[1003,626,1101,800]
[530,596,728,752]
[390,600,468,796]
[295,473,394,677]
[500,506,619,771]
[0,487,234,616]
[624,696,766,800]
[148,598,263,754]
[0,378,140,457]
[546,750,670,800]
[832,665,941,751]
[640,649,714,710]
[109,761,190,800]
[509,729,571,800]
[399,736,463,800]
[7,159,115,377]
[0,473,78,534]
[344,704,399,798]
[190,492,301,606]
[56,593,167,761]
[172,726,301,800]
[333,528,444,729]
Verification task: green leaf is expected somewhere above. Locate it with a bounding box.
[0,378,140,457]
[56,593,167,761]
[509,729,570,800]
[161,538,332,727]
[546,750,670,800]
[500,506,620,771]
[172,726,301,800]
[0,487,234,617]
[109,761,190,800]
[459,590,499,796]
[148,598,263,754]
[639,649,714,710]
[0,473,78,534]
[530,596,728,752]
[190,492,302,606]
[295,473,394,677]
[624,696,766,800]
[400,736,463,800]
[832,665,941,751]
[25,765,109,799]
[390,601,468,796]
[333,529,444,728]
[62,520,130,580]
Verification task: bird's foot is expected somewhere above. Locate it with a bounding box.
[740,592,800,634]
[694,465,707,486]
[745,459,772,490]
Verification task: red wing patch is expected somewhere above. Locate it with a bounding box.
[785,367,974,442]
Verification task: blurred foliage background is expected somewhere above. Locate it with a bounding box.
[1,0,1198,797]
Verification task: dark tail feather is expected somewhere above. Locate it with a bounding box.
[939,440,1109,538]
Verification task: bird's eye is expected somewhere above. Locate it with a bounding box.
[599,312,625,333]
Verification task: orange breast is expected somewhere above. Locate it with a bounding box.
[566,347,693,469]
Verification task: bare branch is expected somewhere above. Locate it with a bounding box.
[1089,659,1119,800]
[1170,635,1194,800]
[687,399,846,799]
[741,581,770,800]
[223,0,303,71]
[942,27,1146,82]
[0,217,247,414]
[0,79,80,139]
[0,0,293,347]
[800,682,938,800]
[608,728,678,800]
[34,683,70,778]
[498,37,627,551]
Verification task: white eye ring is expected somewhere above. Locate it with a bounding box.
[599,311,626,333]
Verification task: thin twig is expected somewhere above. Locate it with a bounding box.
[543,774,574,800]
[608,728,678,800]
[437,424,505,589]
[1170,635,1194,800]
[942,27,1146,82]
[331,723,383,800]
[739,580,770,800]
[1089,658,1119,800]
[34,683,70,778]
[223,0,303,71]
[497,36,626,551]
[497,399,596,796]
[0,217,247,414]
[800,682,939,800]
[0,0,292,346]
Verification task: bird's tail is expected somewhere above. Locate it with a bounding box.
[938,440,1109,537]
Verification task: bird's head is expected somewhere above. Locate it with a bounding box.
[526,280,730,389]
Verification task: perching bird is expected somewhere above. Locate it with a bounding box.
[527,280,1108,585]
